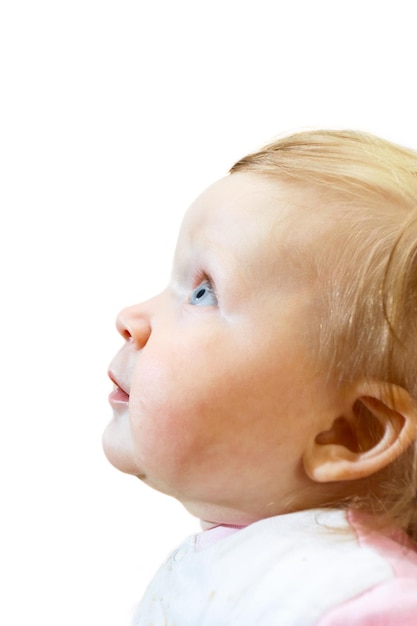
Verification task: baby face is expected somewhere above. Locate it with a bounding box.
[103,173,342,525]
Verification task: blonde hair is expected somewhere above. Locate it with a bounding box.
[231,129,417,540]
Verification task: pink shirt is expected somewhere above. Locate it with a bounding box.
[317,510,417,625]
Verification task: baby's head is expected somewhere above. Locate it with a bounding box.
[104,129,417,537]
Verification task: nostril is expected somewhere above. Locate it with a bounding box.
[120,328,132,341]
[116,312,134,341]
[116,320,132,341]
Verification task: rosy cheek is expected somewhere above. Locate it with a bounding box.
[128,374,185,456]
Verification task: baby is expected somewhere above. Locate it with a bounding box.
[103,129,417,624]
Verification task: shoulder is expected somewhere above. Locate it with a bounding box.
[317,577,417,625]
[316,509,417,625]
[134,509,417,626]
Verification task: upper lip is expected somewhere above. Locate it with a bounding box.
[108,371,129,396]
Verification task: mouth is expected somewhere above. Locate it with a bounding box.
[108,372,130,407]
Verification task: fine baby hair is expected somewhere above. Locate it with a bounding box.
[231,129,417,541]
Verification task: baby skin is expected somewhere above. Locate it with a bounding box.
[103,172,416,528]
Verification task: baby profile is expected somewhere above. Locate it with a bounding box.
[103,129,417,624]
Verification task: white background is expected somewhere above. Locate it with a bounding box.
[1,1,417,624]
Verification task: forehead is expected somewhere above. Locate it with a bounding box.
[176,173,329,285]
[185,172,290,231]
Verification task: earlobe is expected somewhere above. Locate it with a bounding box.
[303,383,417,483]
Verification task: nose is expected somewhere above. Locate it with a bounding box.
[116,302,152,350]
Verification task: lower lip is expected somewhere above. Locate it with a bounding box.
[109,387,129,407]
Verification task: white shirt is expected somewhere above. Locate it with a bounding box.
[133,508,417,625]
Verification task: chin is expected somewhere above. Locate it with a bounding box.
[101,419,137,475]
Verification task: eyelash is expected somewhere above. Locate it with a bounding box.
[194,270,214,288]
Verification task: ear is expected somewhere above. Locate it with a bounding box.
[303,382,417,483]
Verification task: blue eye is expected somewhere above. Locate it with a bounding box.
[189,280,218,306]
